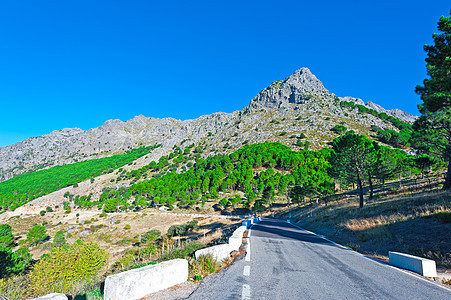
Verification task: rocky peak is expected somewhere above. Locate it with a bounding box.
[248,67,334,110]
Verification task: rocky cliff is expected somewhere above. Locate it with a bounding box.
[0,68,417,182]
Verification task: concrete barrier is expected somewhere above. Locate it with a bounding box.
[195,244,232,261]
[33,293,67,300]
[104,259,188,300]
[196,225,248,260]
[242,219,252,228]
[389,251,437,277]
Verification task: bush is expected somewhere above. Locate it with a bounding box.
[39,210,46,216]
[53,231,66,247]
[124,224,131,230]
[331,125,347,134]
[189,254,221,280]
[26,225,48,245]
[141,230,161,244]
[0,275,29,300]
[29,241,108,295]
[45,206,53,213]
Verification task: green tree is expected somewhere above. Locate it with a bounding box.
[329,131,376,208]
[27,225,48,245]
[413,10,451,188]
[230,195,241,208]
[289,185,317,204]
[53,230,66,247]
[0,245,26,278]
[414,154,436,179]
[0,224,14,248]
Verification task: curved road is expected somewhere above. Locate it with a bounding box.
[188,218,450,299]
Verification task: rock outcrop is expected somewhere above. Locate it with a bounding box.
[248,68,334,110]
[0,68,418,182]
[339,98,418,124]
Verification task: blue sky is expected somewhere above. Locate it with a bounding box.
[0,1,449,147]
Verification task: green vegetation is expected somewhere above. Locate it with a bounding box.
[167,220,198,237]
[0,225,32,280]
[0,225,14,248]
[53,231,66,247]
[331,124,347,135]
[130,142,334,210]
[189,254,221,281]
[0,145,160,211]
[141,229,161,244]
[413,10,451,188]
[26,225,48,245]
[329,131,417,208]
[29,241,108,295]
[340,101,412,132]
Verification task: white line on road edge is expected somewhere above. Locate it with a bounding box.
[242,284,251,300]
[243,265,250,276]
[248,229,252,237]
[245,241,251,262]
[285,220,451,292]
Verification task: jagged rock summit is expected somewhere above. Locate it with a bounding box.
[248,68,334,110]
[0,67,418,182]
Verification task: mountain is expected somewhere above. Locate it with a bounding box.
[0,68,417,182]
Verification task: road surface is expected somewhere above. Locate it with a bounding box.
[188,218,451,299]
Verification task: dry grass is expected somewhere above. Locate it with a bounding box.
[4,207,239,262]
[288,186,451,268]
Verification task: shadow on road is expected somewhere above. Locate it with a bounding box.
[251,219,341,248]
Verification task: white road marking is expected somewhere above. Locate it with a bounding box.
[285,221,451,292]
[243,265,250,276]
[245,240,251,261]
[248,229,252,237]
[242,284,251,299]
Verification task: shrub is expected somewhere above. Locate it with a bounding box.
[39,210,46,216]
[26,225,48,245]
[29,241,108,295]
[0,275,29,300]
[124,224,131,230]
[189,254,221,280]
[53,231,66,247]
[45,206,53,213]
[141,230,161,244]
[331,125,347,134]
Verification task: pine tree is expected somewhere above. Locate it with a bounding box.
[413,10,451,188]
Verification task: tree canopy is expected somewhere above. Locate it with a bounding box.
[413,10,451,188]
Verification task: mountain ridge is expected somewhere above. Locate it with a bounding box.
[0,68,417,182]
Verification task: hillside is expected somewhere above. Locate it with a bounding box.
[0,68,416,183]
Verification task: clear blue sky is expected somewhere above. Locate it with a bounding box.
[0,1,449,147]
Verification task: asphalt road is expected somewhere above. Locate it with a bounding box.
[188,218,451,300]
